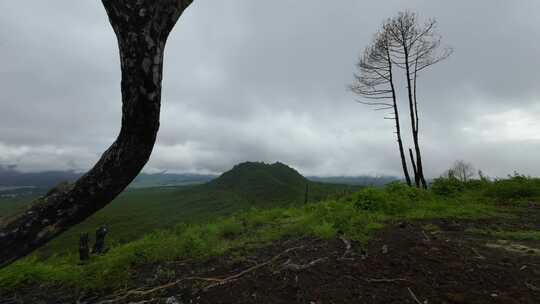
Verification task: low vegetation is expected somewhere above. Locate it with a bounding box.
[1,162,355,257]
[3,175,537,292]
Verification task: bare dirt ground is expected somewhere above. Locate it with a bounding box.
[3,203,540,304]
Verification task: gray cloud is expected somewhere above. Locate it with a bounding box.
[0,0,539,177]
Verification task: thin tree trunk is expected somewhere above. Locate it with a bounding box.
[387,52,411,186]
[0,0,193,269]
[412,56,427,189]
[409,148,419,187]
[402,40,427,189]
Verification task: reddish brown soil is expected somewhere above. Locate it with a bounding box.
[3,204,540,304]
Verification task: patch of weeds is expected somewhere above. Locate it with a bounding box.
[485,175,540,202]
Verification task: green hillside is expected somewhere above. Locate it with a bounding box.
[19,162,355,256]
[3,175,539,296]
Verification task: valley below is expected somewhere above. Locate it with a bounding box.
[1,163,539,303]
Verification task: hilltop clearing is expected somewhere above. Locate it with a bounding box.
[1,176,539,302]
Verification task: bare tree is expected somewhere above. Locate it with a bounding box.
[448,160,475,182]
[384,11,453,189]
[0,0,193,269]
[350,31,412,186]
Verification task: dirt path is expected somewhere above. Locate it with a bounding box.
[4,204,540,303]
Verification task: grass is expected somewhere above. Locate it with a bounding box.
[0,181,507,292]
[1,183,353,257]
[0,197,27,217]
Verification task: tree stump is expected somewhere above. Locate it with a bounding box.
[79,233,90,262]
[92,226,108,254]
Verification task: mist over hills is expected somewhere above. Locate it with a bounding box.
[0,166,82,189]
[0,163,397,191]
[1,161,358,255]
[0,165,217,190]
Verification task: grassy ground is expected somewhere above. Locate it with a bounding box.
[0,175,538,293]
[0,196,31,218]
[1,182,353,257]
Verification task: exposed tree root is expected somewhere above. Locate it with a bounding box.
[471,247,486,260]
[280,257,328,272]
[338,236,354,260]
[525,282,540,292]
[363,277,409,283]
[96,246,305,303]
[408,287,424,304]
[201,246,305,291]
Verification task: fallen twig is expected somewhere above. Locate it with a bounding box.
[97,245,306,303]
[201,245,305,291]
[280,257,328,271]
[525,282,540,292]
[338,235,356,260]
[364,277,408,283]
[421,230,430,242]
[407,287,423,304]
[470,247,485,260]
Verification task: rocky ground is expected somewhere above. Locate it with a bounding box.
[3,203,540,304]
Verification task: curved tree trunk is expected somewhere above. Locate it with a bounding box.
[0,0,193,269]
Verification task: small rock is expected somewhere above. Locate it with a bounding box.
[166,296,180,304]
[382,245,388,254]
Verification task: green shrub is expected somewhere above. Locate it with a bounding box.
[485,175,540,201]
[346,185,417,215]
[431,177,465,196]
[350,188,388,212]
[386,182,427,201]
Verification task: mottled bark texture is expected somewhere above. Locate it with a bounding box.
[0,0,193,269]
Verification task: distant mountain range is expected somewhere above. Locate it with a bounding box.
[0,164,398,191]
[0,165,217,190]
[2,161,359,255]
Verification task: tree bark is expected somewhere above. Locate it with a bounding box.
[387,52,411,186]
[412,56,427,189]
[409,148,419,187]
[0,0,193,269]
[402,40,427,189]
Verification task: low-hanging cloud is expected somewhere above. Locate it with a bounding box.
[0,0,539,178]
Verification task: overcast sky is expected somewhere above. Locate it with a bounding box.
[0,0,539,178]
